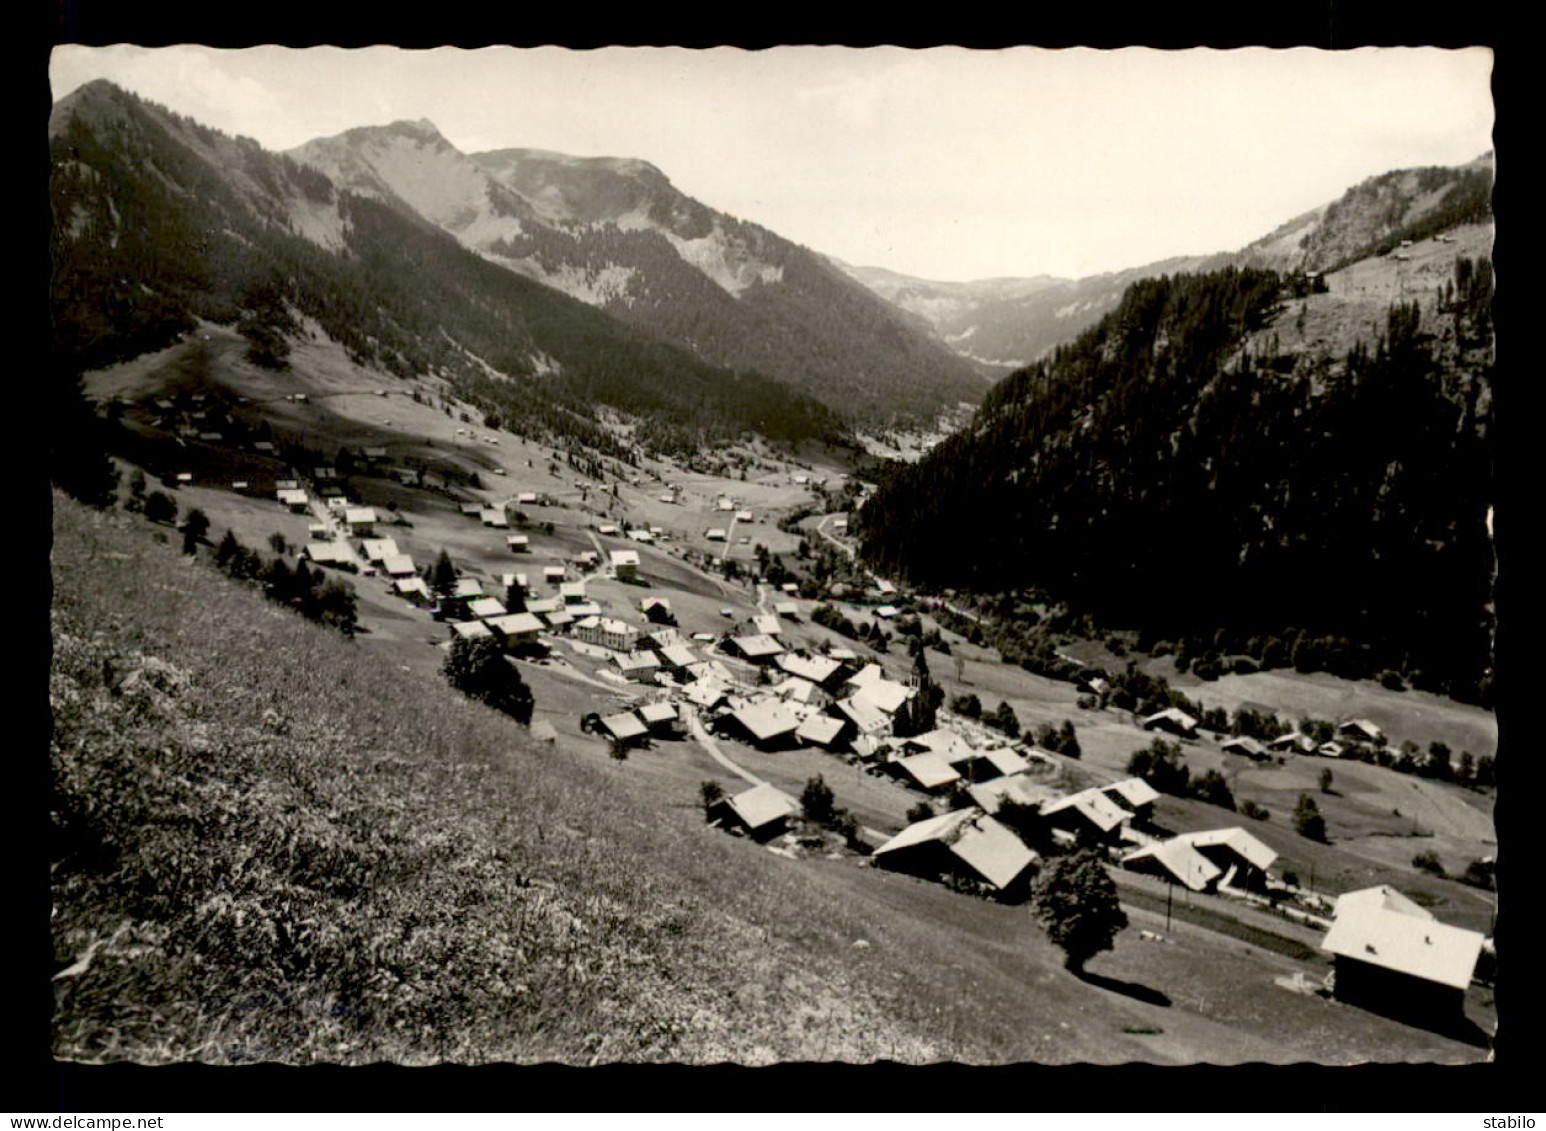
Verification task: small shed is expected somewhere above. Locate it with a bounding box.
[1221,736,1270,760]
[707,783,801,842]
[1142,708,1199,738]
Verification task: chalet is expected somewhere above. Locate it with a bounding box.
[525,597,561,617]
[543,566,567,585]
[485,611,545,650]
[566,601,604,618]
[875,578,897,596]
[480,509,509,529]
[718,699,803,750]
[1320,886,1485,1021]
[1141,707,1199,738]
[460,502,486,517]
[515,492,540,506]
[776,652,846,689]
[573,616,641,653]
[1221,736,1270,761]
[574,550,600,570]
[874,605,900,619]
[302,542,351,567]
[952,745,1032,783]
[559,582,587,606]
[277,488,310,512]
[1100,777,1161,823]
[541,609,575,633]
[610,550,641,582]
[466,597,508,620]
[597,523,620,536]
[1078,676,1111,697]
[637,701,683,738]
[612,650,661,682]
[832,694,891,738]
[887,751,963,793]
[1268,731,1318,754]
[453,579,486,599]
[656,642,700,674]
[307,523,330,538]
[770,676,828,709]
[752,614,783,638]
[627,529,654,543]
[725,634,785,664]
[1122,839,1224,892]
[705,528,728,542]
[359,538,400,564]
[641,597,674,624]
[735,510,754,523]
[1039,788,1130,845]
[594,711,649,746]
[506,534,530,553]
[791,474,810,485]
[276,480,299,491]
[343,507,377,535]
[1143,827,1278,893]
[380,554,418,579]
[717,497,735,511]
[1318,741,1346,759]
[795,713,850,750]
[393,577,433,606]
[851,678,913,718]
[1339,719,1384,743]
[659,493,676,504]
[707,783,801,842]
[774,601,800,620]
[873,809,1039,896]
[967,774,1063,817]
[449,619,494,641]
[683,678,732,711]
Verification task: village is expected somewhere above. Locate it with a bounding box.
[111,364,1491,1045]
[79,312,1498,1057]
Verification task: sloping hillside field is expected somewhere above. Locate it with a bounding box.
[49,495,1492,1065]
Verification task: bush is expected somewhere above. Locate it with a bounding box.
[1240,800,1270,821]
[905,801,936,825]
[800,776,836,825]
[699,781,725,817]
[1412,850,1444,875]
[144,491,177,525]
[1293,794,1328,842]
[1189,770,1236,811]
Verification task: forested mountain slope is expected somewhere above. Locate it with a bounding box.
[859,259,1495,704]
[285,126,988,423]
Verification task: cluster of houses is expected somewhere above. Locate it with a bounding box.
[1143,707,1386,761]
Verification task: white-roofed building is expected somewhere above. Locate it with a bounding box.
[873,809,1039,894]
[707,783,800,841]
[609,550,641,582]
[359,538,399,563]
[1221,736,1271,760]
[726,634,785,663]
[1320,885,1485,1019]
[594,711,649,745]
[705,528,728,542]
[380,553,417,579]
[753,614,783,637]
[718,699,804,749]
[657,643,700,673]
[480,509,509,528]
[393,576,433,606]
[466,597,508,620]
[506,534,530,553]
[278,488,310,512]
[1121,839,1225,893]
[1339,718,1384,742]
[573,616,641,653]
[343,507,378,534]
[543,565,566,584]
[967,775,1063,816]
[853,679,913,717]
[774,601,799,618]
[485,612,544,649]
[1268,731,1318,754]
[303,542,351,566]
[1100,777,1161,821]
[776,652,845,688]
[1142,707,1200,737]
[1159,827,1278,892]
[831,695,890,737]
[612,650,661,682]
[1040,788,1131,844]
[449,619,494,640]
[637,701,683,737]
[795,714,850,750]
[558,581,587,606]
[888,751,963,793]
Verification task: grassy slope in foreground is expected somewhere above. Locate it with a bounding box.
[48,494,956,1065]
[49,494,1490,1065]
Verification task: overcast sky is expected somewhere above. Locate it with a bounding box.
[49,45,1493,282]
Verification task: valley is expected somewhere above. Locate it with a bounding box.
[46,73,1499,1071]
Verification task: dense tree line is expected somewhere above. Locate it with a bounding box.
[860,263,1494,705]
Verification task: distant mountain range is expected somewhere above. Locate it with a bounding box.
[836,152,1495,371]
[286,118,989,421]
[48,81,983,456]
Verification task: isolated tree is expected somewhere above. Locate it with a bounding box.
[179,508,210,554]
[1318,768,1335,794]
[1293,794,1328,843]
[215,528,242,570]
[801,775,836,825]
[1189,769,1236,811]
[268,531,290,557]
[905,801,936,825]
[144,491,177,525]
[1474,754,1496,789]
[1032,848,1129,974]
[699,780,725,819]
[430,548,459,602]
[123,469,147,513]
[1412,849,1444,875]
[51,376,119,508]
[442,634,534,724]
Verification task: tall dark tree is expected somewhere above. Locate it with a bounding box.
[1032,848,1129,974]
[442,634,534,724]
[52,376,119,508]
[179,508,210,554]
